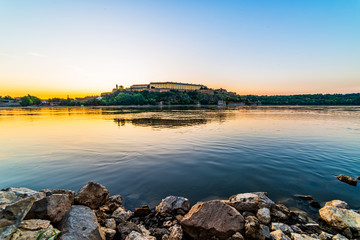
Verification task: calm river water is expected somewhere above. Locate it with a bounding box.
[0,106,359,211]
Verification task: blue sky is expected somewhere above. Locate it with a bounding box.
[1,0,359,97]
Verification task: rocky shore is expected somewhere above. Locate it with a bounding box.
[1,181,360,240]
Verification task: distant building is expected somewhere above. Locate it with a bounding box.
[148,88,171,93]
[149,82,203,91]
[130,84,149,91]
[74,96,99,101]
[0,98,20,107]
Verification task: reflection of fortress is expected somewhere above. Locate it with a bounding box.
[114,118,207,128]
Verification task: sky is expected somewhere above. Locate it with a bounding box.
[0,0,359,98]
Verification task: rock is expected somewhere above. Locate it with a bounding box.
[75,182,109,209]
[242,211,256,218]
[25,193,72,223]
[290,225,302,233]
[291,233,319,240]
[325,200,348,209]
[296,195,314,201]
[58,205,105,240]
[0,187,45,208]
[319,204,360,230]
[0,189,45,240]
[261,224,271,239]
[341,228,352,239]
[309,200,321,209]
[134,205,151,217]
[111,207,132,223]
[101,227,116,240]
[257,207,271,224]
[331,234,348,240]
[181,200,244,239]
[245,216,265,240]
[168,224,183,240]
[270,230,291,240]
[229,232,244,240]
[271,223,294,234]
[228,192,274,212]
[40,189,76,203]
[156,196,191,215]
[336,175,357,186]
[124,231,156,240]
[163,221,172,227]
[271,203,290,221]
[10,219,60,240]
[105,218,116,230]
[117,221,141,239]
[104,195,123,213]
[149,228,170,239]
[319,231,333,240]
[311,234,321,239]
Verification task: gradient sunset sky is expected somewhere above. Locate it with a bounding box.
[1,0,359,98]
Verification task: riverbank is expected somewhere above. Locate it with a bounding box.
[1,182,359,240]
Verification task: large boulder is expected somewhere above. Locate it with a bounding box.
[58,205,105,240]
[0,188,45,239]
[111,207,132,223]
[40,189,76,203]
[9,219,60,240]
[25,193,73,223]
[156,196,191,215]
[104,195,123,212]
[257,207,271,224]
[228,192,274,212]
[181,200,244,239]
[75,182,109,209]
[319,202,360,230]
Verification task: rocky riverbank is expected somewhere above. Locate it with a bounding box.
[1,181,359,240]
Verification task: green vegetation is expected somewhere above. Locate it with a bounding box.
[3,92,360,107]
[36,229,59,240]
[19,95,41,106]
[244,93,360,105]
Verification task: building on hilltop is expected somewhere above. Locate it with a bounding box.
[149,82,204,91]
[130,84,149,91]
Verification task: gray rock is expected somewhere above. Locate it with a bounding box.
[111,207,132,223]
[270,230,291,240]
[245,216,265,240]
[156,196,191,215]
[105,218,116,230]
[10,219,60,240]
[117,221,141,239]
[75,182,109,209]
[181,200,244,240]
[257,207,271,224]
[25,193,72,223]
[261,224,271,239]
[0,187,45,208]
[228,192,274,212]
[58,205,105,240]
[271,223,294,234]
[0,189,45,240]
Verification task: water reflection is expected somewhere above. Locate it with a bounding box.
[114,118,208,128]
[0,106,360,211]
